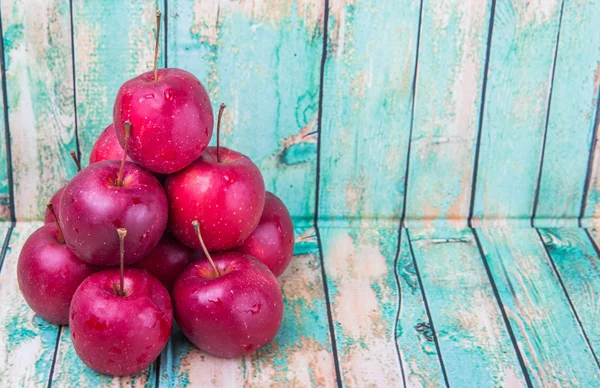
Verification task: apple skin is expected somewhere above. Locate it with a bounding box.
[113,68,213,174]
[44,186,65,224]
[17,223,98,325]
[59,160,168,266]
[172,252,283,358]
[133,232,197,291]
[166,146,265,252]
[236,192,294,277]
[70,268,173,376]
[89,124,132,164]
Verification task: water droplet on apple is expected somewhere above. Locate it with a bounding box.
[144,93,154,99]
[164,89,175,101]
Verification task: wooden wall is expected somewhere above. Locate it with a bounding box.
[0,0,598,228]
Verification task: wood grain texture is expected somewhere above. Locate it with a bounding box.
[73,0,165,164]
[395,229,445,386]
[471,0,563,227]
[318,0,420,227]
[476,228,600,387]
[405,0,491,228]
[0,222,57,387]
[167,0,323,226]
[159,226,337,387]
[50,326,156,388]
[321,227,403,386]
[409,228,525,386]
[535,0,600,227]
[1,0,78,221]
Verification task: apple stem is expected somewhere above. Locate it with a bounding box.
[192,220,221,277]
[116,121,131,187]
[46,203,64,244]
[117,228,127,296]
[70,151,81,172]
[216,103,226,163]
[154,10,162,82]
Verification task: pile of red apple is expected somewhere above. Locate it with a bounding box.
[16,12,294,377]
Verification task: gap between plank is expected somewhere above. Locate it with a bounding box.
[405,229,450,387]
[531,0,566,227]
[468,0,497,227]
[46,325,63,388]
[0,5,15,224]
[68,0,82,164]
[392,227,407,387]
[472,229,533,387]
[578,82,600,226]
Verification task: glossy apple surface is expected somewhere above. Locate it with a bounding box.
[237,192,294,277]
[17,223,98,324]
[44,186,65,224]
[173,252,283,358]
[70,268,172,376]
[113,68,213,174]
[133,232,196,291]
[59,161,168,266]
[89,124,132,164]
[166,147,265,251]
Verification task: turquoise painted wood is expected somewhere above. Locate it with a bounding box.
[159,226,337,387]
[408,228,525,386]
[471,0,563,227]
[535,0,600,227]
[320,227,403,385]
[0,223,57,387]
[1,0,78,221]
[540,228,600,354]
[167,0,322,226]
[405,0,491,227]
[395,229,445,386]
[318,0,420,226]
[476,228,600,386]
[73,0,166,165]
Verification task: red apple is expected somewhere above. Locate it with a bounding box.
[70,228,172,376]
[89,124,132,164]
[173,249,283,358]
[237,192,294,277]
[113,68,213,174]
[44,151,82,223]
[133,232,196,291]
[18,208,98,324]
[59,160,167,266]
[166,146,265,251]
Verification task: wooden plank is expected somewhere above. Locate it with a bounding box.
[73,0,165,165]
[159,226,337,387]
[320,227,402,385]
[395,229,445,386]
[471,0,563,227]
[542,228,600,352]
[0,222,57,387]
[2,0,78,220]
[535,0,600,227]
[405,0,492,228]
[408,228,526,386]
[167,0,323,226]
[476,228,600,386]
[49,326,156,387]
[318,0,420,226]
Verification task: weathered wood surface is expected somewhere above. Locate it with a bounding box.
[404,0,491,228]
[159,226,337,387]
[318,0,420,226]
[476,228,600,387]
[1,0,78,221]
[535,0,600,227]
[540,228,600,357]
[0,222,57,387]
[395,229,445,386]
[408,228,526,386]
[167,0,322,227]
[471,0,563,227]
[73,0,165,166]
